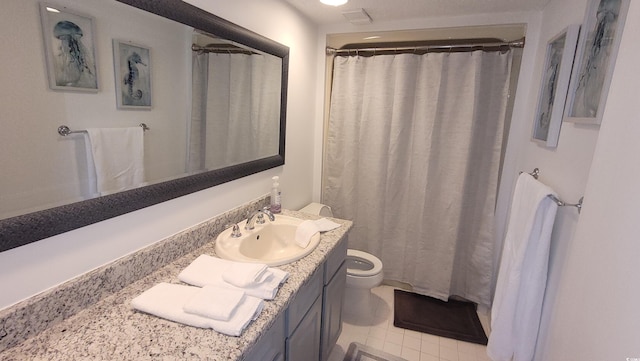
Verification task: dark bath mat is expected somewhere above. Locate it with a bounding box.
[393,289,488,345]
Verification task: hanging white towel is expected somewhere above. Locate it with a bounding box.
[183,285,246,321]
[295,220,320,248]
[487,173,559,361]
[86,127,144,195]
[178,255,289,300]
[131,283,264,336]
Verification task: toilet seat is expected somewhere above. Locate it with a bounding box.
[346,249,383,277]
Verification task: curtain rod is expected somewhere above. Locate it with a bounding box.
[326,38,525,55]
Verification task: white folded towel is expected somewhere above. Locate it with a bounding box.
[295,220,320,248]
[131,283,264,336]
[183,285,245,321]
[313,218,341,232]
[222,262,269,288]
[178,255,289,300]
[86,127,144,196]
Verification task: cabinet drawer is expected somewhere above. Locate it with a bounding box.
[324,235,348,285]
[286,267,322,337]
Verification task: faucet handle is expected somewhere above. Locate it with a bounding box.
[256,213,266,224]
[225,223,242,238]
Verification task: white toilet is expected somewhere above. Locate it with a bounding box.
[299,203,384,318]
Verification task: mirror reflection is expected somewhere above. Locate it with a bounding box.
[0,0,283,222]
[188,32,282,172]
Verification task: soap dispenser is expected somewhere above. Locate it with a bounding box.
[270,176,281,213]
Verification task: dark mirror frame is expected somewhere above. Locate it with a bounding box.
[0,0,288,252]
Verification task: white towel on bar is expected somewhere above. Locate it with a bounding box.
[131,283,264,336]
[295,220,320,248]
[222,262,269,288]
[487,173,558,361]
[178,255,289,300]
[183,285,246,321]
[86,127,144,196]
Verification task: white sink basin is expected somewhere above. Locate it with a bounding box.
[214,214,320,266]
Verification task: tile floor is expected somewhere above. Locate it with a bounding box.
[327,285,492,361]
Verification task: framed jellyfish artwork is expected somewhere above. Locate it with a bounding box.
[39,3,99,92]
[565,0,630,125]
[532,24,580,148]
[113,40,152,109]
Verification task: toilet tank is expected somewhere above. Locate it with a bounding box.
[299,203,333,217]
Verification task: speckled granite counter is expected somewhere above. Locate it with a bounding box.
[0,205,352,361]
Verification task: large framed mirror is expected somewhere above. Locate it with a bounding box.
[0,0,288,252]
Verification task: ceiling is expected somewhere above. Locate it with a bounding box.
[283,0,550,26]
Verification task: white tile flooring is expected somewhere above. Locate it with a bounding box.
[327,285,492,361]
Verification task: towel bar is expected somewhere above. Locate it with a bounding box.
[521,168,583,214]
[58,123,149,136]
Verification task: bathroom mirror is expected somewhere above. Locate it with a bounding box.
[0,0,288,252]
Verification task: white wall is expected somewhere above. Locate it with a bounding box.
[534,0,640,359]
[0,0,318,310]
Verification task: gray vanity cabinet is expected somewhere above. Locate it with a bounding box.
[321,262,347,361]
[286,296,323,360]
[321,236,348,361]
[246,234,348,361]
[285,267,323,360]
[243,313,285,361]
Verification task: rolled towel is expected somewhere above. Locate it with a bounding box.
[131,283,264,336]
[222,262,269,288]
[178,255,289,300]
[313,218,341,232]
[295,220,320,248]
[183,285,245,321]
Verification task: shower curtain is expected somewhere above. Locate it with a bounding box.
[323,51,512,307]
[189,52,281,172]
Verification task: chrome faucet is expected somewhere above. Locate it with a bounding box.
[245,208,275,230]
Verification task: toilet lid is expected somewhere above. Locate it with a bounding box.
[347,249,383,277]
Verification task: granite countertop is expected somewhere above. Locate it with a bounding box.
[0,210,352,361]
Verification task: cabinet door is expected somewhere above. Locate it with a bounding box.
[243,314,285,361]
[286,296,322,361]
[321,261,347,361]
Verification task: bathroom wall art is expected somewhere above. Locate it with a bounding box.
[113,40,152,109]
[532,24,580,148]
[39,3,99,92]
[565,0,630,125]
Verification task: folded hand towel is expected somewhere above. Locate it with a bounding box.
[131,283,264,336]
[313,218,341,232]
[295,220,320,248]
[183,285,245,321]
[222,262,269,288]
[178,255,289,300]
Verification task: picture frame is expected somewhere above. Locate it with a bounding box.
[564,0,630,124]
[113,40,152,109]
[39,3,99,92]
[532,25,580,148]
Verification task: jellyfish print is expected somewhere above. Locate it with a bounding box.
[52,20,96,88]
[571,0,621,118]
[40,5,98,91]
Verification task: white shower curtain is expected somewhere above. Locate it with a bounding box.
[188,52,281,172]
[323,51,512,307]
